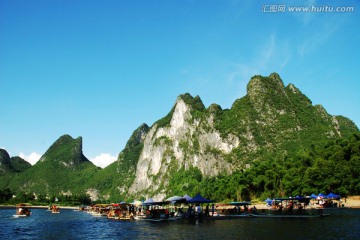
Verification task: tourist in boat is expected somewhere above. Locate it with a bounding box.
[205,204,209,216]
[252,206,257,214]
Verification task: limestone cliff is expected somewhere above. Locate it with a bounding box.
[123,73,358,200]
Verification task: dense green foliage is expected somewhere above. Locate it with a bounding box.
[214,74,358,165]
[88,124,149,202]
[4,135,100,196]
[165,133,360,202]
[10,157,32,172]
[0,188,92,206]
[1,73,359,204]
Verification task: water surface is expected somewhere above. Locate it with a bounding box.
[1,208,359,239]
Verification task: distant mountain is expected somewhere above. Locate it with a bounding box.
[0,149,30,189]
[6,135,99,196]
[9,157,32,173]
[1,73,359,202]
[0,149,13,176]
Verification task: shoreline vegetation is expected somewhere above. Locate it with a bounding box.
[1,196,360,210]
[251,195,360,210]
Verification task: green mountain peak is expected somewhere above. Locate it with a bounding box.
[178,93,206,111]
[0,148,13,175]
[39,134,89,168]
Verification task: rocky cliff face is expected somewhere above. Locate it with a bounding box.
[2,73,358,201]
[124,73,358,200]
[128,95,240,199]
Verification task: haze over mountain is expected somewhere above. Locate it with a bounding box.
[1,73,359,202]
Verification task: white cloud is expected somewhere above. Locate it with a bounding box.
[90,153,117,168]
[226,33,285,83]
[19,152,42,165]
[297,13,345,58]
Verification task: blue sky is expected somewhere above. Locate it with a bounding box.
[1,0,359,168]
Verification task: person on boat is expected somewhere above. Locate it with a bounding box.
[24,208,31,216]
[288,202,294,212]
[211,204,215,216]
[205,204,209,216]
[252,206,257,214]
[244,205,248,213]
[196,204,202,215]
[187,205,193,218]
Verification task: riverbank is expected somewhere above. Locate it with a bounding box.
[2,196,360,210]
[0,205,77,210]
[250,195,360,210]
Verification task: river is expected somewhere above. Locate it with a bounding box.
[1,208,359,239]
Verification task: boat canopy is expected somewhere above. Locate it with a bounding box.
[16,203,32,207]
[317,193,325,199]
[274,196,310,203]
[230,201,251,206]
[264,198,273,205]
[132,200,143,206]
[143,198,168,206]
[165,196,187,203]
[187,193,214,203]
[310,194,318,199]
[183,194,193,201]
[325,193,341,200]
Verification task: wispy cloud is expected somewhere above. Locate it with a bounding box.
[225,32,290,89]
[292,0,318,26]
[19,152,42,165]
[297,20,341,58]
[212,31,296,106]
[90,153,117,168]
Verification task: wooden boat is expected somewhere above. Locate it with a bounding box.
[135,215,181,222]
[250,213,330,218]
[13,203,32,218]
[88,204,110,217]
[213,202,252,220]
[253,197,330,218]
[212,213,251,220]
[51,205,60,214]
[135,208,186,222]
[107,203,135,221]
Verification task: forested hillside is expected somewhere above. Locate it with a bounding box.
[1,73,359,204]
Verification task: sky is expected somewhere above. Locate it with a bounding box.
[1,0,359,168]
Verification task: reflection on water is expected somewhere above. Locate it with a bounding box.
[1,208,359,239]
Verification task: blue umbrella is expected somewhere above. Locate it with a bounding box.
[187,194,214,203]
[326,193,341,200]
[264,198,273,205]
[310,194,317,199]
[183,194,193,202]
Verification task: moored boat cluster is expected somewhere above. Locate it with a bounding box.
[13,193,345,220]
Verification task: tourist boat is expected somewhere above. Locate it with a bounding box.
[13,203,32,218]
[249,213,330,218]
[51,205,60,214]
[134,198,181,222]
[250,197,330,218]
[107,203,135,221]
[212,202,252,219]
[89,204,110,217]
